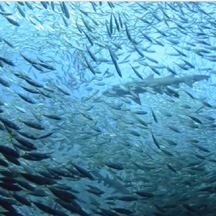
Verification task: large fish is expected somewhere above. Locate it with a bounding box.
[103,74,210,104]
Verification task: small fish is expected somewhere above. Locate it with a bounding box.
[83,55,96,75]
[33,201,68,216]
[0,145,20,158]
[188,115,202,124]
[49,187,76,202]
[111,196,138,201]
[0,158,8,167]
[13,194,31,206]
[20,54,36,64]
[166,163,177,173]
[81,16,92,32]
[90,2,97,12]
[150,108,158,123]
[133,44,144,57]
[82,30,94,46]
[105,162,124,170]
[36,132,53,139]
[0,183,22,192]
[167,124,181,133]
[56,199,88,216]
[109,13,113,35]
[0,56,15,66]
[36,62,55,71]
[21,85,40,94]
[149,66,161,75]
[14,136,37,151]
[165,87,179,98]
[130,64,143,80]
[43,114,61,120]
[0,77,10,87]
[18,131,38,140]
[22,152,51,161]
[3,154,21,166]
[17,93,36,104]
[17,4,25,18]
[72,163,94,180]
[125,23,132,41]
[135,190,154,198]
[2,38,15,48]
[100,209,119,216]
[151,132,160,149]
[139,30,152,42]
[86,185,104,196]
[173,47,187,57]
[24,2,33,10]
[20,120,45,130]
[108,47,122,78]
[160,148,173,157]
[146,56,158,64]
[86,46,97,62]
[51,2,55,11]
[40,1,48,9]
[60,2,70,19]
[24,77,44,88]
[113,14,120,31]
[183,89,195,99]
[0,12,13,16]
[182,204,197,213]
[191,143,210,153]
[5,16,20,26]
[21,173,56,185]
[0,117,20,130]
[54,84,70,96]
[112,208,133,215]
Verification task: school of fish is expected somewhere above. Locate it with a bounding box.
[0,1,216,216]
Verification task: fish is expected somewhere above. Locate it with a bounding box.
[21,173,56,185]
[112,208,133,215]
[2,38,15,48]
[0,145,20,158]
[130,64,143,80]
[0,2,215,216]
[105,161,124,170]
[103,74,210,104]
[60,2,70,19]
[72,163,94,180]
[0,56,15,66]
[86,185,104,196]
[0,117,20,130]
[108,47,122,78]
[82,30,94,46]
[92,171,131,195]
[135,190,154,198]
[13,135,37,151]
[33,201,68,216]
[17,93,37,104]
[20,120,45,130]
[22,152,51,161]
[49,187,77,202]
[151,131,160,149]
[5,16,20,26]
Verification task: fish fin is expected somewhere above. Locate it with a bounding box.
[166,74,175,78]
[185,80,193,87]
[145,74,154,80]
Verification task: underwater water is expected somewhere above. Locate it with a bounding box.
[0,1,216,216]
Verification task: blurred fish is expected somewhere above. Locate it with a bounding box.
[103,74,210,104]
[0,2,215,216]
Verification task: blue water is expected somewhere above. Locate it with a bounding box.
[0,1,216,216]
